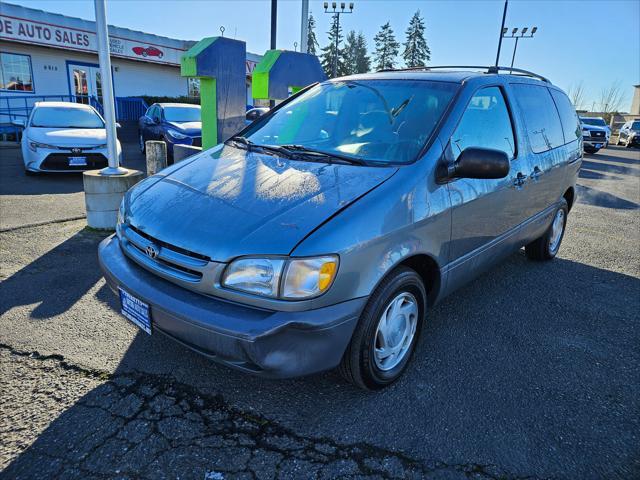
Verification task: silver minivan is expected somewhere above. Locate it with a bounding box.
[99,66,582,390]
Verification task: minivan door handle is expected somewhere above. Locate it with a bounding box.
[513,172,528,187]
[530,166,542,180]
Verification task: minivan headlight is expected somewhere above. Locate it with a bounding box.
[221,255,338,299]
[282,256,338,299]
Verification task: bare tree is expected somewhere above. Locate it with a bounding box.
[598,81,627,114]
[567,81,586,110]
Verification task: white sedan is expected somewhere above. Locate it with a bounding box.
[17,102,121,174]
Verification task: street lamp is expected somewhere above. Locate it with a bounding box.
[502,26,538,72]
[323,1,354,78]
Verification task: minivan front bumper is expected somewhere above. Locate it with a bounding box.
[98,235,366,378]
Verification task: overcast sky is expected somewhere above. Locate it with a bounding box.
[18,0,640,111]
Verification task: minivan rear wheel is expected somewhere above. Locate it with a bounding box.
[338,266,426,390]
[525,198,568,261]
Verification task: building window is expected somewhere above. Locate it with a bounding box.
[0,52,34,92]
[188,77,200,98]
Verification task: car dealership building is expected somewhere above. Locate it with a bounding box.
[0,3,262,123]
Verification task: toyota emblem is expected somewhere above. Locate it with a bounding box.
[145,245,159,259]
[71,148,82,154]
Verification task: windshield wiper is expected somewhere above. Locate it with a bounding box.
[278,144,367,166]
[224,136,295,158]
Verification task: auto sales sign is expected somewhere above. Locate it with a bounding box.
[0,5,185,66]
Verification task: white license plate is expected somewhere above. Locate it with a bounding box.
[119,287,152,334]
[69,156,87,166]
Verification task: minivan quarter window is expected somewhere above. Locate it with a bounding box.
[451,86,516,160]
[549,89,581,144]
[511,84,564,153]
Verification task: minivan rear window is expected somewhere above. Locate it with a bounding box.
[550,89,581,144]
[511,84,564,154]
[243,80,458,164]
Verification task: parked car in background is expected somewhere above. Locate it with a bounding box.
[245,107,269,126]
[138,103,201,160]
[100,67,581,390]
[580,120,608,154]
[17,101,121,174]
[580,116,610,147]
[617,120,640,148]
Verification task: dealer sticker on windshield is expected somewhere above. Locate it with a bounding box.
[119,288,152,334]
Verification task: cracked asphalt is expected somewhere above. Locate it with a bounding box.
[1,142,639,479]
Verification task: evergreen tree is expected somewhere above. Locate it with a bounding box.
[355,32,371,73]
[320,14,347,77]
[306,13,319,55]
[373,22,400,71]
[344,30,359,75]
[403,10,431,67]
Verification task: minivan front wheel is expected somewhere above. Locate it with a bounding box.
[339,266,426,390]
[525,198,568,261]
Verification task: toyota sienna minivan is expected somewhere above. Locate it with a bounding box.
[99,66,582,390]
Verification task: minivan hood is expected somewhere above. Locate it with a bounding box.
[127,145,397,261]
[28,127,106,146]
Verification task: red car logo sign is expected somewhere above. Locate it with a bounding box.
[131,46,164,59]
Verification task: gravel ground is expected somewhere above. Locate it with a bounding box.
[0,144,639,479]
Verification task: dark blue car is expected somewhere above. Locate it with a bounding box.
[138,103,201,159]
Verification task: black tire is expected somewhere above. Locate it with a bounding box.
[338,266,426,390]
[584,147,597,154]
[24,169,38,176]
[525,198,568,261]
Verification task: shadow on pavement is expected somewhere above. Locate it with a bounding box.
[590,146,640,166]
[3,250,639,479]
[576,184,639,210]
[0,228,110,319]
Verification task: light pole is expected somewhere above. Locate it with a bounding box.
[301,0,309,53]
[94,0,126,174]
[494,0,508,67]
[323,2,353,78]
[502,26,538,72]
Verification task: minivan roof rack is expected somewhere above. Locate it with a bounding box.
[377,65,551,84]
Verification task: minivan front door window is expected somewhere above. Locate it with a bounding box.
[242,80,458,165]
[451,86,516,160]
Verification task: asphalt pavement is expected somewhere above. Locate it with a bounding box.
[0,142,639,479]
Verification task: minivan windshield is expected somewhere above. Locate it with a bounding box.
[31,106,104,129]
[580,117,607,127]
[163,106,201,122]
[242,80,458,164]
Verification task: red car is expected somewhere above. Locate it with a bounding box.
[132,46,164,58]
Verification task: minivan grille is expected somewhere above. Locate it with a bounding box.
[120,225,212,284]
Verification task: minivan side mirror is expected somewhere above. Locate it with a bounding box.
[452,147,510,179]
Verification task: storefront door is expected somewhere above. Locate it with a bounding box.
[67,63,103,105]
